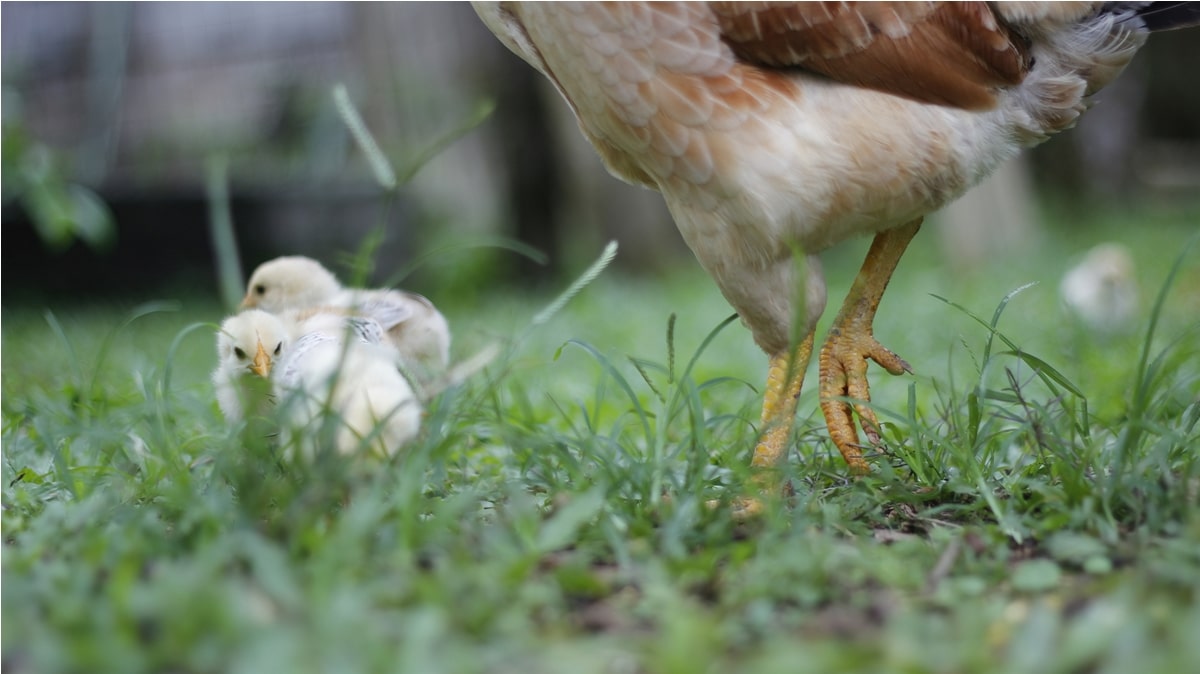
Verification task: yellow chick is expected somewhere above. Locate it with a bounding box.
[213,309,289,422]
[213,308,422,459]
[241,256,451,383]
[271,310,423,460]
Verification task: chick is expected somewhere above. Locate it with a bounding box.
[241,256,451,382]
[213,309,289,422]
[272,310,423,460]
[1059,243,1140,336]
[213,308,422,459]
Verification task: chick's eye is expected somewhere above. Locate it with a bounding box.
[234,347,246,359]
[273,342,282,355]
[254,284,266,296]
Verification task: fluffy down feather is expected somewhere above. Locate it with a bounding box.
[213,309,289,422]
[241,256,451,383]
[273,310,423,459]
[213,308,422,459]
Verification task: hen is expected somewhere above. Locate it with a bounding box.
[473,2,1198,494]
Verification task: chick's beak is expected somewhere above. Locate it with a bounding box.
[250,340,272,378]
[239,294,256,310]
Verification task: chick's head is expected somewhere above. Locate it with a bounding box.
[217,309,290,379]
[242,256,342,312]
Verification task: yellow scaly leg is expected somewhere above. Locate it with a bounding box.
[819,218,921,472]
[729,332,815,516]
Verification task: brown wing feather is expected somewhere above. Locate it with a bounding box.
[709,1,1032,110]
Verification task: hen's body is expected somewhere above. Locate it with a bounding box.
[475,2,1196,490]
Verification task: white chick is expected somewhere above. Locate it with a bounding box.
[241,256,451,382]
[1059,243,1140,336]
[213,310,290,422]
[272,310,423,460]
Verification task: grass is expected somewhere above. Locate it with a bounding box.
[3,210,1199,674]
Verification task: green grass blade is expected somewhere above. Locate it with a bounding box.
[42,309,83,392]
[161,322,214,402]
[985,282,1037,364]
[1110,230,1199,492]
[531,240,618,327]
[206,155,243,311]
[332,84,398,191]
[86,300,181,410]
[380,235,549,288]
[397,98,496,185]
[678,314,740,386]
[205,156,244,312]
[666,313,677,384]
[932,290,1084,410]
[534,485,606,554]
[339,224,388,288]
[628,356,667,404]
[997,350,1085,398]
[561,338,652,443]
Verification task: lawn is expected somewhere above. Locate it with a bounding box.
[3,207,1199,673]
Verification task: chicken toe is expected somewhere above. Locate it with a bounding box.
[818,219,920,471]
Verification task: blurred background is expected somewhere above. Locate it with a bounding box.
[3,2,1199,307]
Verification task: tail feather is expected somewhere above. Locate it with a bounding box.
[1140,2,1200,31]
[1107,2,1200,32]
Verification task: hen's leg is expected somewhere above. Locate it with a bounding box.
[729,332,815,516]
[752,332,815,470]
[819,219,921,472]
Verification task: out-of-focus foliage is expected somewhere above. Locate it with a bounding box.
[2,90,115,253]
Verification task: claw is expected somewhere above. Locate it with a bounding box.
[819,330,906,467]
[818,219,921,471]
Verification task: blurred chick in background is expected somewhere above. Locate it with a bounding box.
[1060,243,1140,336]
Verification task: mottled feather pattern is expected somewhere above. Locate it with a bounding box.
[711,2,938,60]
[711,2,1030,110]
[276,316,387,391]
[519,3,800,195]
[348,316,386,345]
[349,296,415,332]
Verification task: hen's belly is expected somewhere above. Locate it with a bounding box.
[650,90,1015,353]
[599,77,1020,260]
